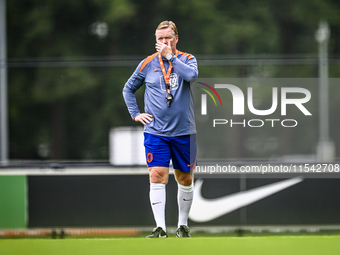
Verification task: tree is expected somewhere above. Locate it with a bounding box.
[6,0,340,160]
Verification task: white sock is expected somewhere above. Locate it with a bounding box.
[149,183,166,231]
[177,182,194,228]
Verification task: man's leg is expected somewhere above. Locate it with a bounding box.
[148,167,169,236]
[174,169,194,231]
[144,133,172,237]
[170,134,196,237]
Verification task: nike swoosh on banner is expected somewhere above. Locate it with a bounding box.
[189,177,303,222]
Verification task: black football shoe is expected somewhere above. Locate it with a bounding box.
[146,227,168,238]
[176,225,191,238]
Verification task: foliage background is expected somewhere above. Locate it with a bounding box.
[6,0,340,160]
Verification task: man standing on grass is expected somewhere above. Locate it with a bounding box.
[122,20,198,238]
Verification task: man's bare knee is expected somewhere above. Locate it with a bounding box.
[174,169,193,186]
[149,167,169,184]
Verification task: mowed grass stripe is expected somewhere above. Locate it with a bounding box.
[1,235,340,255]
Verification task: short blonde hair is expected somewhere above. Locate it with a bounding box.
[155,21,178,36]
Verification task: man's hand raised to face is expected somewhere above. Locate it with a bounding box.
[155,41,172,58]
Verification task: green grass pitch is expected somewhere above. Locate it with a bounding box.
[1,235,340,255]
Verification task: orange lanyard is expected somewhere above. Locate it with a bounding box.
[158,53,173,86]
